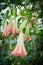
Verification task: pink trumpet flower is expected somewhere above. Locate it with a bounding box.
[12,19,19,36]
[11,32,27,56]
[8,21,13,33]
[2,22,9,37]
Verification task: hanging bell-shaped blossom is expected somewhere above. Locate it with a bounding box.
[8,18,13,33]
[11,32,27,56]
[26,36,32,41]
[2,22,9,37]
[24,25,32,41]
[12,18,19,36]
[24,34,32,41]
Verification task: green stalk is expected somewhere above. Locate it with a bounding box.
[35,19,39,33]
[9,36,12,49]
[19,19,28,32]
[13,7,17,18]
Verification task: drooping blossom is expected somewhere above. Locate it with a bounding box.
[24,34,32,41]
[2,22,9,37]
[8,18,13,33]
[0,44,2,47]
[12,18,19,36]
[26,36,32,41]
[11,32,27,56]
[24,25,32,41]
[31,17,36,24]
[29,23,32,28]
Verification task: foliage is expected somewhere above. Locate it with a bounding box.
[0,0,43,65]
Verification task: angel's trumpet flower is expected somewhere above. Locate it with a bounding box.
[24,34,32,41]
[24,25,32,41]
[8,18,13,33]
[11,32,27,56]
[12,18,19,36]
[8,21,13,32]
[2,22,9,37]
